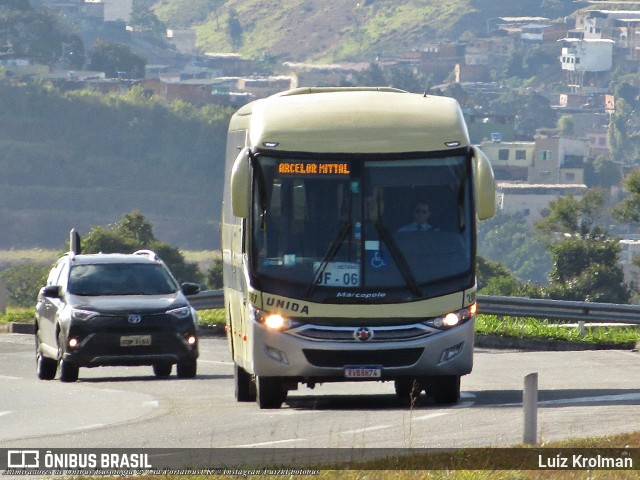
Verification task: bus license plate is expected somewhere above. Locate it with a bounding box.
[344,366,381,378]
[120,335,151,347]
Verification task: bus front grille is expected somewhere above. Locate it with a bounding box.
[302,348,423,368]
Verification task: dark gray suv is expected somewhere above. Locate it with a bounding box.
[35,250,200,382]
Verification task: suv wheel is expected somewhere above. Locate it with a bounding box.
[177,360,197,379]
[58,332,79,382]
[35,335,57,380]
[153,363,172,378]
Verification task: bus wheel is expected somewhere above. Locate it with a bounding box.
[256,376,286,409]
[394,379,423,406]
[235,364,255,402]
[425,375,460,405]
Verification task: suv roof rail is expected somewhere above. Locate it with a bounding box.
[133,249,159,261]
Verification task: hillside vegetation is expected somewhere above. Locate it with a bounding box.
[154,0,578,61]
[0,79,232,250]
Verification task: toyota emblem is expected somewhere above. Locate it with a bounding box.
[128,314,142,324]
[354,327,373,342]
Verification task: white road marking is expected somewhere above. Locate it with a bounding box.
[71,424,105,431]
[539,392,640,406]
[341,424,394,435]
[143,400,159,408]
[496,392,640,407]
[198,360,234,366]
[410,412,448,421]
[227,438,306,447]
[0,411,12,418]
[0,375,20,380]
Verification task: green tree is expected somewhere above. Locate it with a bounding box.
[226,9,243,52]
[205,259,223,289]
[478,211,551,284]
[609,97,640,165]
[557,115,575,136]
[89,39,146,79]
[490,90,556,139]
[0,1,73,65]
[130,5,167,43]
[80,210,203,284]
[612,169,640,224]
[0,264,49,308]
[535,190,631,303]
[356,63,387,86]
[584,155,622,189]
[536,190,605,239]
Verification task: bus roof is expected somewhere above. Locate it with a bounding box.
[229,87,470,154]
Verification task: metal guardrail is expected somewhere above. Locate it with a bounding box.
[188,290,640,325]
[478,295,640,325]
[188,289,224,310]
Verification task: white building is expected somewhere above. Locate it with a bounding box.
[85,0,133,23]
[496,183,587,227]
[560,38,614,72]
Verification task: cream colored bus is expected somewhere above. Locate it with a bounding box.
[222,87,495,409]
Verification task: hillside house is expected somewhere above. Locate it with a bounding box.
[167,29,196,55]
[283,62,369,87]
[528,132,589,184]
[142,77,252,107]
[237,76,295,98]
[478,140,535,181]
[496,182,586,227]
[464,36,515,67]
[585,128,611,158]
[521,23,569,44]
[83,0,133,23]
[560,38,614,73]
[417,43,464,78]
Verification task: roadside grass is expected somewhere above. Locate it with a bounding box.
[108,431,640,480]
[476,314,640,347]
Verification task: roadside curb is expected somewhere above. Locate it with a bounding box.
[3,322,638,351]
[475,334,639,351]
[0,322,34,334]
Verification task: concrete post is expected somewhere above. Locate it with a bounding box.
[523,372,538,445]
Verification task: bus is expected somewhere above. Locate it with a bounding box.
[221,87,495,409]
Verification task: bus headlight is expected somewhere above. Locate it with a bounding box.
[426,303,475,330]
[252,307,302,331]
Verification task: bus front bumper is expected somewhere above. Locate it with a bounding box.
[249,318,475,381]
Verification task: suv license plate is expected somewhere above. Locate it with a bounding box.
[120,335,151,347]
[344,366,382,378]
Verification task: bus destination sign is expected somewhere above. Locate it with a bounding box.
[278,162,351,176]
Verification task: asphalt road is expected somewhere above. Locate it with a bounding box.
[1,334,640,450]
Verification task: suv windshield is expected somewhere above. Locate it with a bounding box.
[68,263,179,296]
[251,154,473,297]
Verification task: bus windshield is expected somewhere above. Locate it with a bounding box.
[251,154,473,298]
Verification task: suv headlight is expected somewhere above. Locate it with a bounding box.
[168,306,192,319]
[71,308,99,321]
[425,303,476,329]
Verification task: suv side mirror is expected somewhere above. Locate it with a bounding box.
[42,285,61,298]
[181,282,201,296]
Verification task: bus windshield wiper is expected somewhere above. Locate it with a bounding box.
[375,220,422,297]
[306,221,352,297]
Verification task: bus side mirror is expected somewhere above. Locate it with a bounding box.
[231,147,251,218]
[472,146,496,220]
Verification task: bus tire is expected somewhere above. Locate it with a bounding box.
[256,376,286,409]
[235,364,255,402]
[394,378,422,406]
[425,375,460,405]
